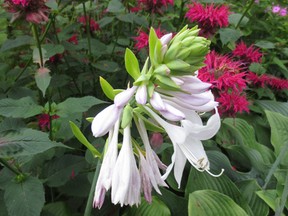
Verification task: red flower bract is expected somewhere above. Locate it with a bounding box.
[247,72,288,90]
[4,0,50,24]
[185,3,230,37]
[133,28,165,51]
[38,113,59,131]
[138,0,174,14]
[233,41,263,64]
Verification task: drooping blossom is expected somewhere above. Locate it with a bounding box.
[198,51,249,116]
[38,113,59,131]
[185,3,230,37]
[3,0,50,23]
[78,16,100,32]
[233,41,263,64]
[137,0,174,14]
[134,28,165,51]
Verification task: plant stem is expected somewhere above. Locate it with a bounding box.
[236,0,254,29]
[32,24,44,67]
[82,2,92,57]
[84,160,101,216]
[0,158,22,176]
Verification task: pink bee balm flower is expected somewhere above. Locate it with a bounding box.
[185,3,230,37]
[78,16,100,32]
[233,41,263,64]
[4,0,50,23]
[247,72,288,90]
[134,28,165,51]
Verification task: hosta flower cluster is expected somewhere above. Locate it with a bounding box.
[91,26,223,208]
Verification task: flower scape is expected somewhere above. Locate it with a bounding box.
[91,26,224,208]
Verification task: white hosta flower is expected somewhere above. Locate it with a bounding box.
[93,120,120,208]
[91,104,121,137]
[160,33,173,46]
[135,85,147,105]
[111,126,141,207]
[137,119,167,202]
[114,86,137,108]
[144,106,223,187]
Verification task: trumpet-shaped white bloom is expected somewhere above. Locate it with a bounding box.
[135,85,147,105]
[93,120,120,208]
[137,119,167,202]
[114,86,137,108]
[111,126,141,206]
[144,106,223,187]
[91,104,121,137]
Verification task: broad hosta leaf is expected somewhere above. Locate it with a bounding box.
[185,168,253,215]
[0,129,67,158]
[4,176,45,216]
[256,100,288,117]
[256,190,283,215]
[124,197,171,216]
[219,28,242,45]
[188,190,247,216]
[266,111,288,165]
[42,154,87,187]
[0,191,8,216]
[41,202,71,216]
[125,48,141,80]
[35,69,51,97]
[237,180,269,216]
[56,96,106,117]
[0,97,43,118]
[0,35,33,52]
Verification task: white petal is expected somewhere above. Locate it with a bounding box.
[114,86,137,108]
[159,103,185,121]
[150,92,166,111]
[91,104,121,137]
[135,85,147,105]
[160,33,173,46]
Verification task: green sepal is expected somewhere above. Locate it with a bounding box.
[134,73,152,86]
[99,76,115,100]
[149,27,158,66]
[121,104,134,129]
[147,82,155,98]
[113,89,123,95]
[134,109,165,133]
[69,121,101,158]
[154,39,163,65]
[86,117,93,123]
[166,59,191,71]
[163,41,181,63]
[169,25,189,44]
[141,57,150,74]
[125,48,141,80]
[154,74,180,91]
[154,64,170,75]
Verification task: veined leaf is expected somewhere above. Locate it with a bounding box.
[256,100,288,117]
[188,190,247,216]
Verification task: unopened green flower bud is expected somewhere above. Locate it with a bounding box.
[166,60,191,72]
[163,41,181,63]
[154,64,171,75]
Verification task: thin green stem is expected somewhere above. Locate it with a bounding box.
[82,2,92,57]
[236,0,254,29]
[0,158,22,176]
[32,24,44,67]
[84,161,102,216]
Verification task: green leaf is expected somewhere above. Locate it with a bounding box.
[35,69,51,97]
[265,111,288,165]
[256,190,283,215]
[42,202,71,216]
[69,121,100,158]
[124,197,171,216]
[4,176,45,216]
[219,28,242,45]
[237,180,269,216]
[0,97,43,118]
[56,96,106,117]
[255,41,275,49]
[0,191,8,216]
[42,44,65,58]
[229,13,249,27]
[256,100,288,117]
[98,17,114,28]
[149,27,158,66]
[249,63,266,74]
[107,0,125,13]
[0,35,33,52]
[99,77,115,100]
[0,129,67,158]
[92,60,120,73]
[185,168,253,215]
[154,74,180,91]
[272,57,288,78]
[188,190,247,216]
[125,48,141,80]
[42,154,87,187]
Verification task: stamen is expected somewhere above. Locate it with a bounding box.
[205,168,224,177]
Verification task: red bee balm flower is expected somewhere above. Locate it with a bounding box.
[185,3,230,37]
[4,0,50,23]
[38,113,59,131]
[134,28,165,51]
[233,41,263,64]
[78,16,100,32]
[138,0,174,14]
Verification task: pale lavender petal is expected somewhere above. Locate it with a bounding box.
[114,86,137,108]
[159,103,185,121]
[135,85,147,105]
[150,92,166,111]
[160,33,173,45]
